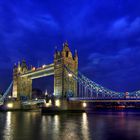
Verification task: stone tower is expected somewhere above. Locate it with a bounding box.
[12,60,32,99]
[54,42,78,98]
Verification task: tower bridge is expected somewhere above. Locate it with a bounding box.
[1,42,140,110]
[1,41,139,103]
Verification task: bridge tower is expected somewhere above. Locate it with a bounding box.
[12,42,78,99]
[54,42,78,98]
[12,60,32,99]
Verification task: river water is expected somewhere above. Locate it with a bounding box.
[0,111,140,140]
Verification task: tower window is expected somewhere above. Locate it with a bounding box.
[66,51,69,57]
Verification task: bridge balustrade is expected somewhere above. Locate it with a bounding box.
[64,65,139,100]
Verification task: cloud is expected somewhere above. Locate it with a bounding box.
[1,0,140,92]
[107,17,140,39]
[81,47,140,91]
[0,1,60,69]
[87,47,140,73]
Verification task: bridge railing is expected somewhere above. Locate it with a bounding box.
[64,65,140,99]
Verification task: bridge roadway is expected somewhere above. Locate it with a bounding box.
[69,97,140,103]
[20,63,54,79]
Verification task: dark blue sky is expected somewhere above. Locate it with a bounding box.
[0,0,140,92]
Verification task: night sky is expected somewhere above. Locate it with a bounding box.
[0,0,140,93]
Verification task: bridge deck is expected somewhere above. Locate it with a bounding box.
[69,98,140,102]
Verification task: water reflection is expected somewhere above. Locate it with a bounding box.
[41,113,91,140]
[82,113,90,140]
[41,115,60,139]
[62,117,80,140]
[3,112,14,140]
[0,112,140,140]
[54,115,60,132]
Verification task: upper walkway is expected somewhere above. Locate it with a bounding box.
[20,63,54,79]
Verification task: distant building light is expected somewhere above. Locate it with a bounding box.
[45,90,48,96]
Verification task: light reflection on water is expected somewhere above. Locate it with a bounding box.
[3,112,13,140]
[0,112,140,140]
[82,113,89,140]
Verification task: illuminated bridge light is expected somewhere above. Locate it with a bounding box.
[68,73,72,77]
[83,102,87,108]
[32,67,36,71]
[42,65,46,68]
[7,103,13,108]
[55,100,60,107]
[46,100,52,107]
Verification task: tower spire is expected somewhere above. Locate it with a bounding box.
[74,49,78,60]
[75,49,78,56]
[62,41,70,52]
[55,46,58,53]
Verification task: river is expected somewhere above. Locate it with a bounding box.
[0,111,140,140]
